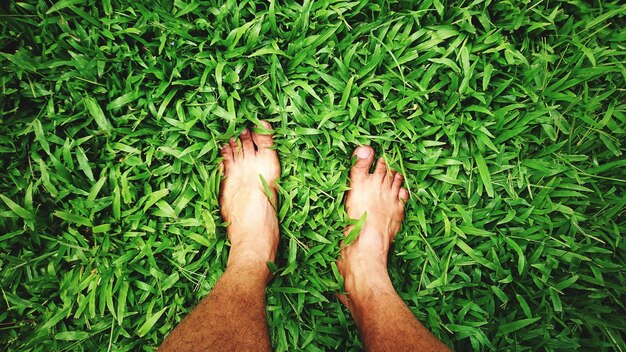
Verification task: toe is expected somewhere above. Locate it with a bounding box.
[350,146,375,180]
[229,137,240,157]
[336,292,349,307]
[399,188,409,203]
[221,143,234,164]
[240,128,255,157]
[373,157,388,181]
[252,120,275,151]
[383,170,396,187]
[392,172,403,193]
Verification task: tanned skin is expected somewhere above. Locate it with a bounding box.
[159,122,450,352]
[159,121,278,352]
[337,145,451,352]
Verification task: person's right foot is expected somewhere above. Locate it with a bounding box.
[337,146,409,308]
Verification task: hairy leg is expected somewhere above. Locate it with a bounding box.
[159,121,279,352]
[337,146,450,352]
[158,264,271,351]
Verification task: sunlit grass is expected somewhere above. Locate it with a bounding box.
[0,1,625,351]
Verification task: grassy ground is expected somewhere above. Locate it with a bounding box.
[1,0,625,351]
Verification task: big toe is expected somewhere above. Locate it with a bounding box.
[252,120,275,151]
[350,146,375,180]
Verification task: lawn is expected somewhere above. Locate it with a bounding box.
[1,0,625,351]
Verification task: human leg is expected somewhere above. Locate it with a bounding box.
[159,121,279,352]
[337,146,450,351]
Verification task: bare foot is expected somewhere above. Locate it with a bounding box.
[337,146,409,309]
[219,121,280,272]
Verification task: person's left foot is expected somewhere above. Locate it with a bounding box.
[219,121,280,270]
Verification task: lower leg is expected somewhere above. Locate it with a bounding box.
[342,255,449,351]
[338,146,450,351]
[158,262,271,352]
[159,122,280,352]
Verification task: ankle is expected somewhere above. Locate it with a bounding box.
[227,220,279,240]
[227,227,278,261]
[345,279,397,318]
[228,243,275,264]
[341,258,396,306]
[226,256,272,280]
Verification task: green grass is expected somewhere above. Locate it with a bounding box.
[1,0,625,351]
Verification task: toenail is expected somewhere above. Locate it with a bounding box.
[356,147,371,159]
[241,129,249,136]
